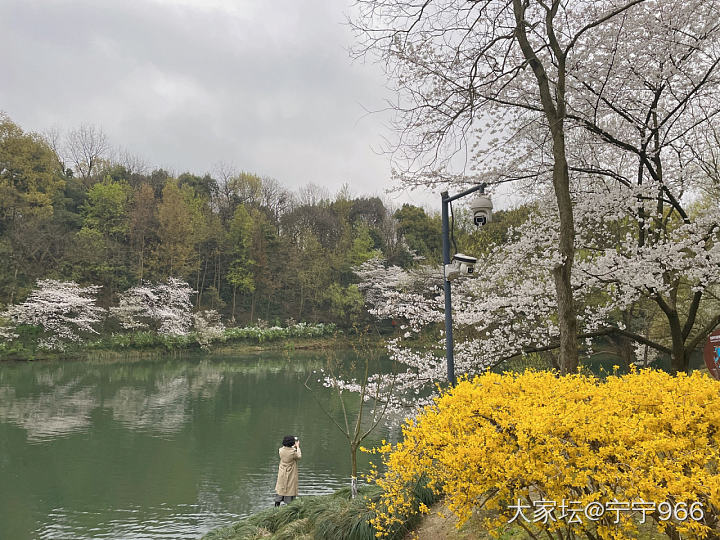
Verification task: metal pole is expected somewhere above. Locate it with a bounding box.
[441,183,485,387]
[441,191,456,386]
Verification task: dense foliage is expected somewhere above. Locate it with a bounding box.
[368,370,720,539]
[201,484,438,540]
[85,322,338,351]
[0,113,452,329]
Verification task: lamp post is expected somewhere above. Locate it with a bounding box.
[441,183,487,386]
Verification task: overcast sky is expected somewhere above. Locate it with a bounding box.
[1,0,442,207]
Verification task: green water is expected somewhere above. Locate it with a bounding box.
[0,350,395,539]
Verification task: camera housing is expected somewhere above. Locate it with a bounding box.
[445,253,477,281]
[470,194,493,227]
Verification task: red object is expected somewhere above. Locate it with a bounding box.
[704,329,720,380]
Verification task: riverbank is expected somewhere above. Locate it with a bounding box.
[77,335,357,364]
[202,495,671,540]
[0,322,360,362]
[201,483,438,540]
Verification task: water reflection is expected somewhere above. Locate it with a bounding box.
[36,504,242,540]
[0,359,269,440]
[107,365,224,436]
[0,383,95,441]
[0,351,394,540]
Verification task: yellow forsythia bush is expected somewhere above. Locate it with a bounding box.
[368,370,720,539]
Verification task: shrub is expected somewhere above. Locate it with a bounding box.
[81,323,337,354]
[223,323,337,344]
[194,310,226,349]
[369,370,720,539]
[201,484,435,540]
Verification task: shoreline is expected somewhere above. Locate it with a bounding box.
[0,328,381,364]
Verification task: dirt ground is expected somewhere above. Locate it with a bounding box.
[405,503,673,540]
[404,504,463,540]
[403,503,507,540]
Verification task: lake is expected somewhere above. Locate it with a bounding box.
[0,349,395,539]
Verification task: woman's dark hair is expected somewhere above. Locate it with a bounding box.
[282,435,296,447]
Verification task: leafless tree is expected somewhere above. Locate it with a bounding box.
[260,176,293,230]
[213,161,238,219]
[41,126,65,171]
[297,182,330,206]
[117,147,149,176]
[66,124,111,184]
[304,339,396,498]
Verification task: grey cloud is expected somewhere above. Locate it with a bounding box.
[0,0,400,195]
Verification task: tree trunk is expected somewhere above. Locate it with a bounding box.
[199,257,208,308]
[216,257,222,302]
[232,285,237,322]
[298,283,304,321]
[138,236,145,284]
[548,110,578,374]
[609,334,634,372]
[655,289,691,374]
[195,267,201,309]
[667,310,688,374]
[350,443,358,499]
[513,0,579,373]
[10,265,18,305]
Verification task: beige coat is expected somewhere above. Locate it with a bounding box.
[275,446,301,496]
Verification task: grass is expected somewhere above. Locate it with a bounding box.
[214,483,680,540]
[202,481,439,540]
[202,487,672,540]
[86,323,339,351]
[0,322,342,361]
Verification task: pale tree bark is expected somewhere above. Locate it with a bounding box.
[512,0,578,373]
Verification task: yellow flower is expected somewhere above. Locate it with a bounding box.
[369,370,720,539]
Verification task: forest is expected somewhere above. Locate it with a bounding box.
[0,113,459,329]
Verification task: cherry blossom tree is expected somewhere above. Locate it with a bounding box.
[0,320,18,342]
[305,341,397,497]
[352,0,720,373]
[460,186,720,373]
[193,309,225,349]
[110,278,195,336]
[560,2,720,371]
[352,0,642,373]
[353,259,471,411]
[0,280,105,350]
[350,183,720,410]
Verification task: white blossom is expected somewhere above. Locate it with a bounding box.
[110,278,194,336]
[1,280,105,350]
[342,181,720,415]
[193,310,225,349]
[0,322,19,342]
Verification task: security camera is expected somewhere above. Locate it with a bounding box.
[470,194,493,227]
[445,253,477,281]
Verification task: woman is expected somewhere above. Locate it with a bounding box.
[274,435,301,506]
